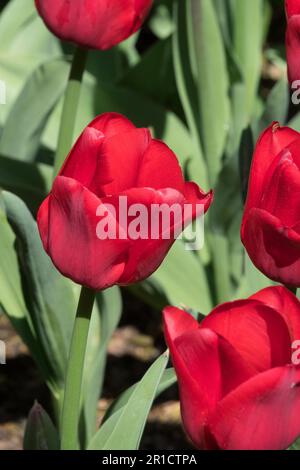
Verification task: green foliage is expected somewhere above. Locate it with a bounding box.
[88,352,170,450]
[0,0,295,451]
[24,402,60,450]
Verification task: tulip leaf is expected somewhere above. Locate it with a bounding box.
[150,240,213,314]
[235,255,274,299]
[172,0,208,188]
[0,155,51,213]
[0,194,38,347]
[23,402,60,450]
[258,77,289,134]
[0,60,69,162]
[231,0,265,121]
[190,0,230,185]
[289,438,300,450]
[1,191,77,392]
[121,38,175,105]
[0,0,62,125]
[88,352,169,450]
[102,367,176,425]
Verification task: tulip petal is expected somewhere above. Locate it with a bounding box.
[242,123,300,226]
[136,139,185,193]
[59,126,105,186]
[208,365,300,450]
[90,112,137,137]
[163,306,199,341]
[163,308,254,448]
[37,176,129,290]
[95,128,152,196]
[260,147,300,226]
[201,299,292,372]
[134,0,153,21]
[286,0,300,18]
[251,286,300,343]
[183,182,214,221]
[35,0,152,50]
[286,15,300,83]
[242,207,300,286]
[115,187,186,284]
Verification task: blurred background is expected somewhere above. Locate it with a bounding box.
[0,0,296,450]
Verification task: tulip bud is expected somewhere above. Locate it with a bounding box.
[35,0,153,50]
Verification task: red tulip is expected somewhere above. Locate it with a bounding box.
[286,0,300,83]
[37,113,213,291]
[35,0,153,50]
[241,122,300,286]
[163,286,300,450]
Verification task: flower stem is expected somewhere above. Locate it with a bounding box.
[53,47,88,177]
[60,286,95,450]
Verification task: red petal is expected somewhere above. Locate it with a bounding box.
[259,148,300,226]
[242,207,300,286]
[37,176,129,290]
[286,15,300,83]
[201,299,292,373]
[35,0,152,50]
[163,308,253,448]
[115,187,186,284]
[208,365,300,450]
[136,139,185,193]
[163,306,199,341]
[183,182,213,221]
[242,123,300,228]
[94,128,152,196]
[59,126,105,187]
[251,286,300,342]
[286,0,300,17]
[90,112,136,137]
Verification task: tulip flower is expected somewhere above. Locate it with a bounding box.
[37,113,213,291]
[241,121,300,287]
[286,0,300,83]
[163,286,300,450]
[35,0,153,50]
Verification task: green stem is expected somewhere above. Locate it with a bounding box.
[60,286,96,450]
[53,47,88,177]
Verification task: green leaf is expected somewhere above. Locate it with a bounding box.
[231,0,264,121]
[88,352,169,450]
[257,77,289,134]
[172,0,208,188]
[102,368,176,424]
[0,60,68,161]
[289,438,300,450]
[1,191,77,390]
[191,0,230,185]
[235,254,274,299]
[23,402,59,450]
[0,155,51,212]
[120,38,175,105]
[0,0,62,125]
[150,240,212,314]
[0,194,34,334]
